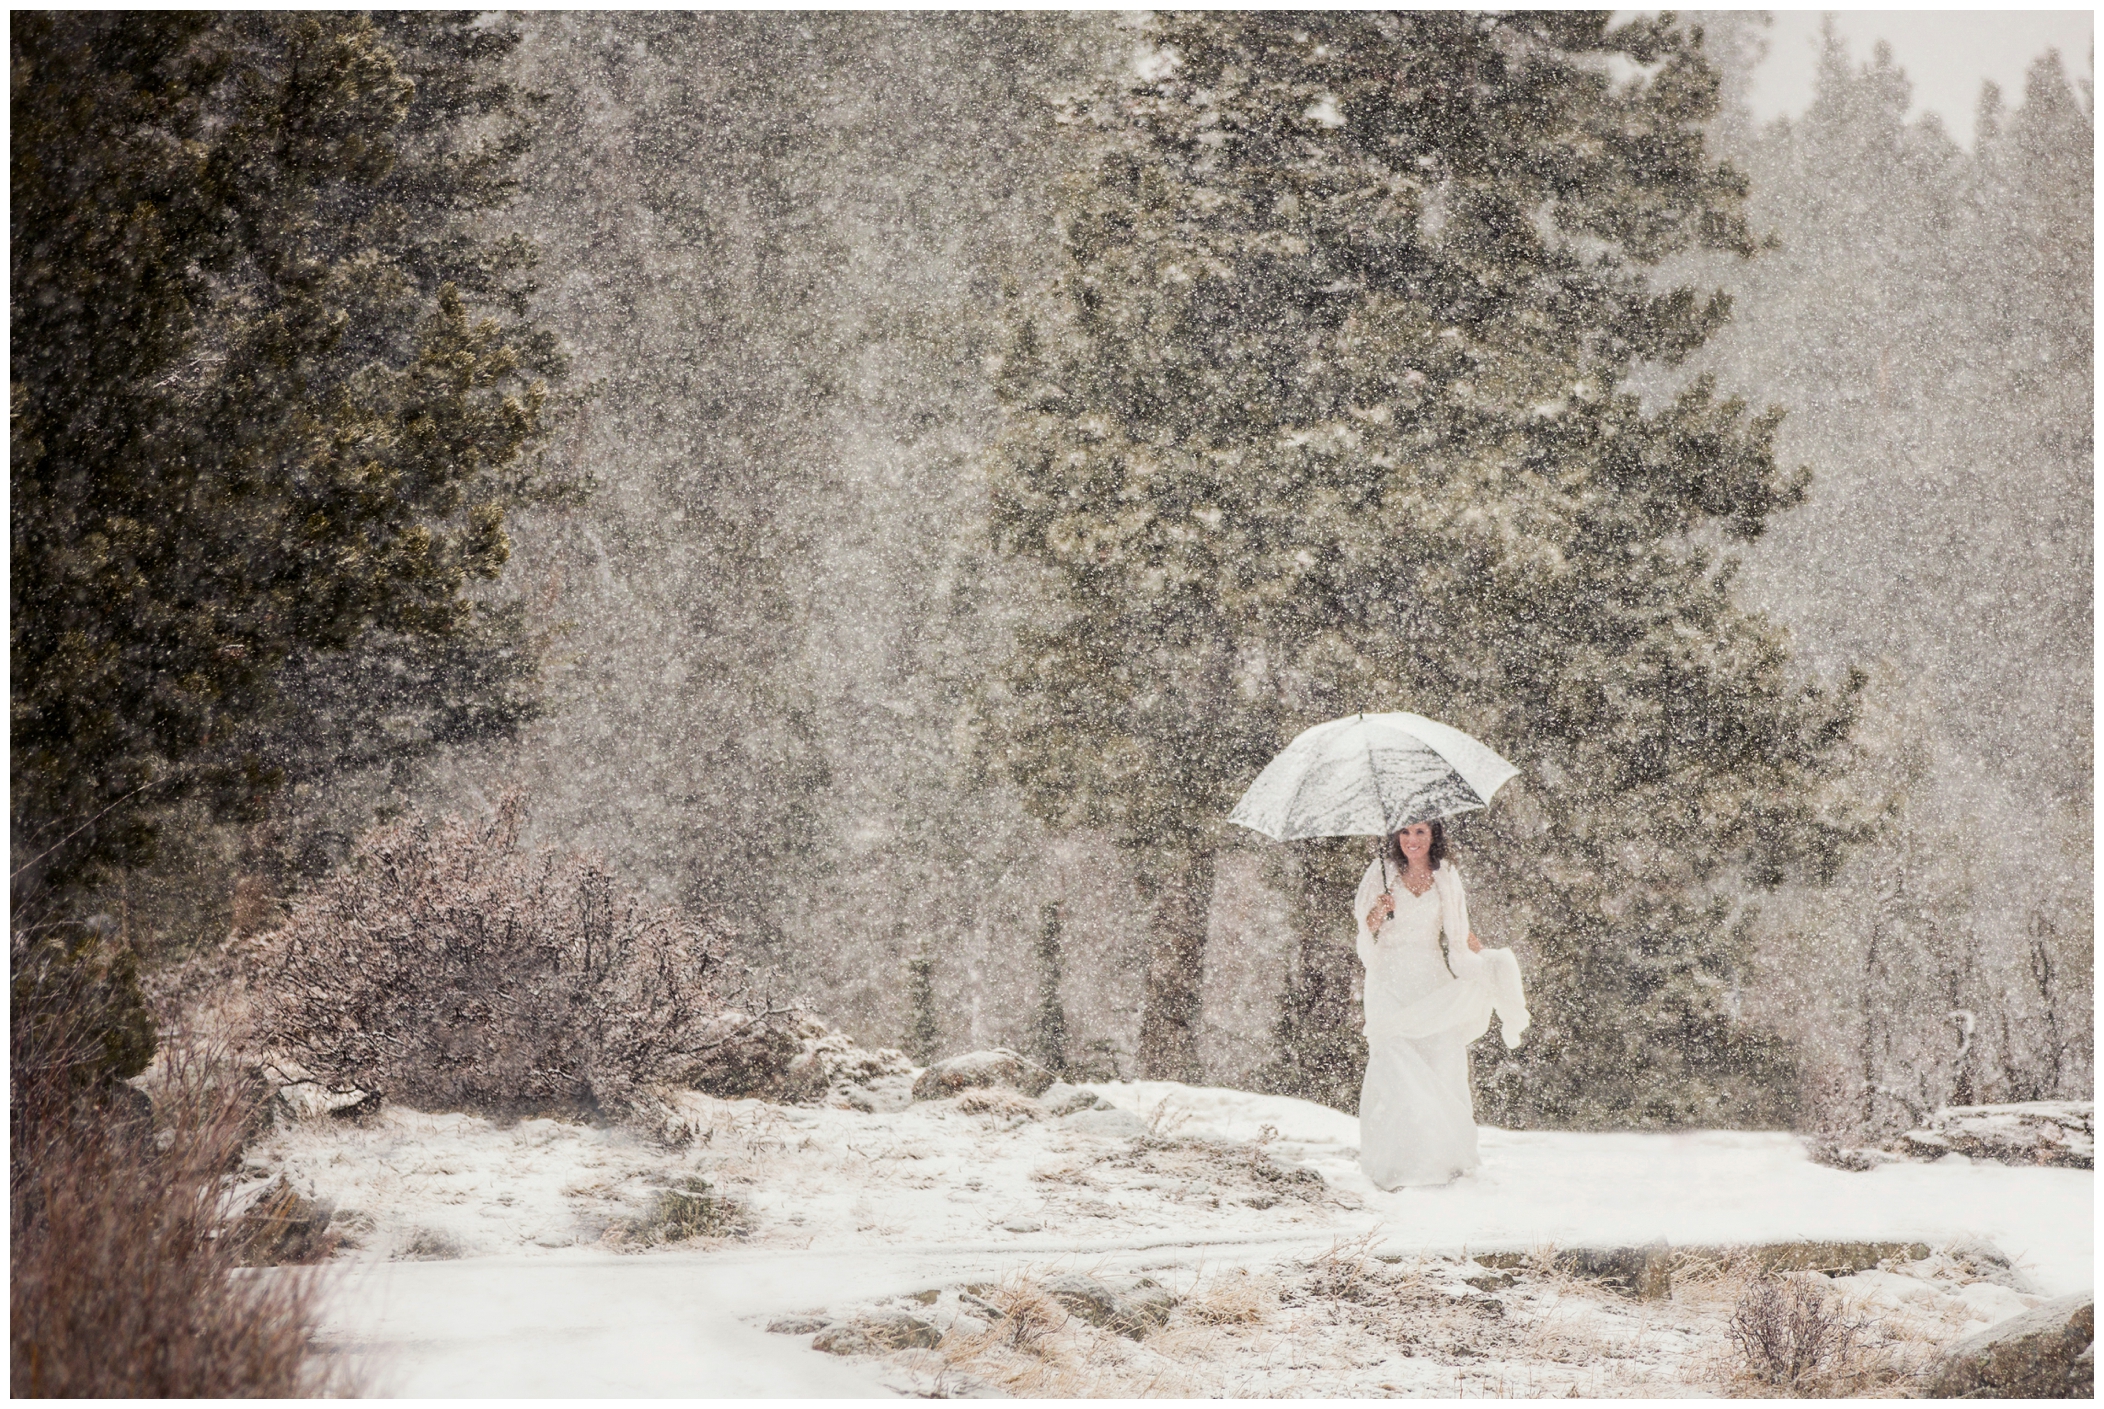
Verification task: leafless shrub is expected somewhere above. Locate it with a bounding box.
[1727,1271,1864,1388]
[253,796,744,1117]
[10,1045,340,1396]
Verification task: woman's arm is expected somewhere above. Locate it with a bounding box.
[1437,864,1488,976]
[1353,858,1388,940]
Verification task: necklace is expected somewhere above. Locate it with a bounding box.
[1398,869,1435,899]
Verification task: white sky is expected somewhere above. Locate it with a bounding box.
[1739,9,2094,147]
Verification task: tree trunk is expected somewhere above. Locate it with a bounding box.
[1029,903,1069,1075]
[1264,839,1366,1110]
[1134,846,1216,1082]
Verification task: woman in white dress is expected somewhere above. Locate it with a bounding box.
[1353,818,1529,1189]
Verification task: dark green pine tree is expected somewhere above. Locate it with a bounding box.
[983,12,1870,1119]
[11,13,571,938]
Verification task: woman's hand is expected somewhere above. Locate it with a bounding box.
[1366,892,1395,931]
[1467,931,1485,953]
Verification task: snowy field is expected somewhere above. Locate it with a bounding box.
[262,1081,2092,1396]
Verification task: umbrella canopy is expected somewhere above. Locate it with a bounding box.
[1226,712,1519,842]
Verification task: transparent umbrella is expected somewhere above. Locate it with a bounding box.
[1226,711,1519,886]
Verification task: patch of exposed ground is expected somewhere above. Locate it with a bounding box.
[778,1239,2058,1398]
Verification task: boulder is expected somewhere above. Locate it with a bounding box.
[1109,1277,1180,1336]
[911,1048,1056,1102]
[1926,1291,2093,1398]
[230,1177,334,1266]
[1900,1101,2093,1169]
[1061,1106,1151,1140]
[812,1313,942,1355]
[1043,1273,1122,1326]
[1041,1274,1178,1340]
[1039,1081,1110,1116]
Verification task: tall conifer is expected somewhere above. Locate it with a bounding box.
[984,12,1868,1116]
[11,14,567,922]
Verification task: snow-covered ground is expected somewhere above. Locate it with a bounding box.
[263,1080,2091,1396]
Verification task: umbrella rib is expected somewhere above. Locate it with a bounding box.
[1359,713,1396,893]
[1359,714,1396,834]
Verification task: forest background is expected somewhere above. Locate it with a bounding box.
[16,11,2092,1143]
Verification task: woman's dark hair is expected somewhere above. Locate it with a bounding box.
[1384,817,1449,872]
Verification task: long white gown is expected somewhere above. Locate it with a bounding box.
[1352,857,1530,1190]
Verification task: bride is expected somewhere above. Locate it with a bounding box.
[1353,818,1529,1189]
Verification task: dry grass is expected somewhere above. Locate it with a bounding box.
[834,1245,1999,1399]
[1184,1266,1278,1325]
[11,1046,344,1396]
[956,1088,1043,1122]
[916,1269,1210,1398]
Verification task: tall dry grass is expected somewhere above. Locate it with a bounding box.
[11,1042,336,1396]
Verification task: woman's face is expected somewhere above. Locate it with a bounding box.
[1395,821,1433,863]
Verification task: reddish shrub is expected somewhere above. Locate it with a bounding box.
[254,796,737,1116]
[10,1047,331,1397]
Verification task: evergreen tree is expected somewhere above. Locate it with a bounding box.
[1684,26,2094,1119]
[984,12,1868,1117]
[12,15,566,932]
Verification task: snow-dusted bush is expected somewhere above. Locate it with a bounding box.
[255,798,734,1116]
[1728,1272,1864,1388]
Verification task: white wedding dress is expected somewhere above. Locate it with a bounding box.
[1353,858,1530,1189]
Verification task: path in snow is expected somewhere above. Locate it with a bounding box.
[288,1080,2091,1397]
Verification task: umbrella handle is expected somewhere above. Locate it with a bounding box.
[1370,835,1391,941]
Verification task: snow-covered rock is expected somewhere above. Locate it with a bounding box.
[911,1048,1056,1101]
[1926,1290,2094,1397]
[1041,1272,1179,1338]
[1039,1081,1111,1116]
[1901,1101,2092,1169]
[1061,1105,1150,1139]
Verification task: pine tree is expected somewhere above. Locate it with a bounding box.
[984,12,1869,1117]
[1687,28,2094,1119]
[11,14,568,925]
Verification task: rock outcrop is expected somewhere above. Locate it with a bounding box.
[1041,1273,1179,1339]
[812,1313,942,1355]
[911,1048,1056,1101]
[1902,1101,2093,1170]
[1926,1291,2094,1398]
